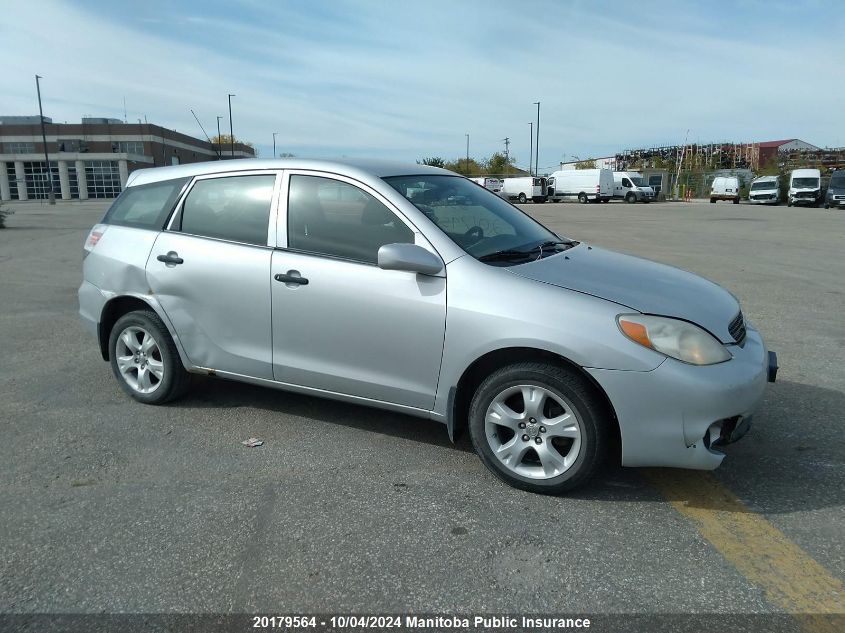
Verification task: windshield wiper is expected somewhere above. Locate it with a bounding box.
[478,239,577,262]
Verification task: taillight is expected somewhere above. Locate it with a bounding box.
[83,223,107,257]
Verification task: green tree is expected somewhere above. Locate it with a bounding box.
[417,157,445,168]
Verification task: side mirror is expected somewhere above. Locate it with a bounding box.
[377,243,443,276]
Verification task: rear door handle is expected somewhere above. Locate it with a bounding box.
[157,251,184,265]
[274,271,309,285]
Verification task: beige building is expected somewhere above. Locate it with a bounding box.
[0,116,255,201]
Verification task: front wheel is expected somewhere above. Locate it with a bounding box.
[109,310,191,404]
[625,192,636,204]
[469,362,609,494]
[518,193,527,204]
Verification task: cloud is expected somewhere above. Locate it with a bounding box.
[1,0,842,168]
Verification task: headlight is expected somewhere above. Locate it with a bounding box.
[617,314,731,365]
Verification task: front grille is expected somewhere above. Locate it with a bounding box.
[795,191,816,199]
[728,311,746,345]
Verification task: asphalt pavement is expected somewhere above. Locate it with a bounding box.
[0,198,842,625]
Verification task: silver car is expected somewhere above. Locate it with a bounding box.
[79,159,777,494]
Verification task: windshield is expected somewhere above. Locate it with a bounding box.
[629,176,645,187]
[751,181,777,190]
[829,175,845,188]
[792,177,819,188]
[384,175,564,263]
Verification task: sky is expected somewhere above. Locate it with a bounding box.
[1,0,843,170]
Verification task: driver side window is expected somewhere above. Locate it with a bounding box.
[287,175,414,264]
[622,178,632,188]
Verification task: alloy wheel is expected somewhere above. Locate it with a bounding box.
[484,384,583,479]
[114,326,165,394]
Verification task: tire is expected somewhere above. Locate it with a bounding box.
[788,201,792,207]
[824,203,830,209]
[108,310,191,405]
[518,193,527,204]
[468,362,609,494]
[710,198,716,203]
[625,192,636,204]
[733,197,740,205]
[578,192,588,204]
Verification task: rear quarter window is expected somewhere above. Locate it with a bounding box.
[102,177,189,230]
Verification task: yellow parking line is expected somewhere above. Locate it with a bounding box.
[644,470,845,633]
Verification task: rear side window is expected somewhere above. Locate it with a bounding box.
[102,177,188,229]
[179,175,275,246]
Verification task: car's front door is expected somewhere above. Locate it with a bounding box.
[270,172,446,410]
[147,171,280,379]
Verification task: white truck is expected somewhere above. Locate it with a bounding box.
[501,177,547,203]
[748,176,780,205]
[612,171,655,203]
[547,169,613,203]
[788,168,822,207]
[469,177,503,193]
[710,176,741,204]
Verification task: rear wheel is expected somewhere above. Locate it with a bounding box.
[469,362,609,494]
[518,193,527,204]
[109,310,191,405]
[733,197,740,205]
[710,198,716,203]
[578,192,588,204]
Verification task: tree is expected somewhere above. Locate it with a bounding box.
[211,134,256,155]
[575,159,595,170]
[484,152,519,176]
[417,157,445,168]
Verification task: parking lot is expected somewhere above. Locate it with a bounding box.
[1,198,843,623]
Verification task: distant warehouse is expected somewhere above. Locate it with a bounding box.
[0,116,255,201]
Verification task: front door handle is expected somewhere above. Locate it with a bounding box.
[274,271,309,285]
[157,251,184,266]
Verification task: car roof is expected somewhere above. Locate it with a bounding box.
[125,157,454,187]
[791,168,820,177]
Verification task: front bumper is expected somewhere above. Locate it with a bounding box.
[587,326,773,470]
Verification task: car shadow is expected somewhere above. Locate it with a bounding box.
[180,375,844,513]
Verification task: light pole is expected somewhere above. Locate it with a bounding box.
[465,133,470,175]
[528,122,533,176]
[35,75,55,204]
[216,116,222,158]
[533,101,540,177]
[227,94,236,158]
[272,132,278,158]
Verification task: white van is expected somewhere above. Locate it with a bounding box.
[748,176,780,205]
[710,176,740,204]
[469,177,503,193]
[547,169,613,203]
[613,172,655,203]
[501,177,547,203]
[788,168,822,207]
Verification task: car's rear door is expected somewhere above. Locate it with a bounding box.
[146,170,281,379]
[270,171,446,410]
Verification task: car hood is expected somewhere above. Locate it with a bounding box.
[507,244,740,343]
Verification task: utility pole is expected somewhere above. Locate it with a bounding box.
[502,137,510,177]
[227,94,236,158]
[216,116,222,158]
[35,75,55,204]
[533,101,540,177]
[465,133,470,175]
[528,122,533,175]
[273,132,278,158]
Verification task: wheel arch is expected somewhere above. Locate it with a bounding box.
[97,294,186,365]
[447,346,620,459]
